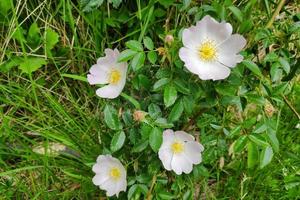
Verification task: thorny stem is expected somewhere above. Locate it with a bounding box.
[146,174,157,200]
[282,95,300,121]
[266,0,286,28]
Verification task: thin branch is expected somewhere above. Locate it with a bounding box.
[282,95,300,121]
[266,0,286,28]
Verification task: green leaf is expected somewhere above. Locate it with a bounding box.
[270,63,282,82]
[148,103,161,119]
[147,51,157,64]
[18,57,46,74]
[28,22,40,45]
[120,93,141,109]
[233,135,248,153]
[127,184,138,200]
[81,0,104,12]
[183,96,195,114]
[248,134,270,147]
[0,56,22,72]
[266,131,279,152]
[149,127,162,152]
[0,0,12,15]
[131,52,145,71]
[153,78,170,91]
[61,74,88,82]
[174,79,190,94]
[143,36,154,50]
[110,131,126,152]
[45,28,59,56]
[164,84,177,107]
[118,49,137,62]
[228,6,243,22]
[279,57,290,74]
[154,118,173,128]
[132,140,148,153]
[253,123,267,133]
[168,99,184,122]
[260,146,273,169]
[110,0,122,8]
[242,60,263,78]
[247,141,258,169]
[126,40,143,51]
[104,105,122,130]
[228,125,242,138]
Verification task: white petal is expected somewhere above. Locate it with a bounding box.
[96,82,124,99]
[174,131,194,142]
[184,141,204,164]
[171,154,193,175]
[96,155,110,163]
[182,25,206,49]
[218,54,244,68]
[87,73,108,85]
[115,179,127,197]
[119,179,127,192]
[198,62,231,81]
[197,15,232,44]
[92,174,109,186]
[158,148,173,171]
[159,129,175,151]
[163,129,174,139]
[179,47,231,80]
[92,163,102,173]
[100,179,116,197]
[96,48,119,68]
[179,47,203,75]
[219,34,246,54]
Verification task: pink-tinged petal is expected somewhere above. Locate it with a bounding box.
[92,174,109,186]
[100,179,116,197]
[87,73,108,85]
[182,26,206,49]
[95,80,124,99]
[219,34,247,54]
[158,148,173,171]
[218,54,244,68]
[197,15,233,44]
[197,62,231,81]
[174,131,194,142]
[179,47,230,80]
[171,154,193,175]
[179,47,205,75]
[184,141,204,164]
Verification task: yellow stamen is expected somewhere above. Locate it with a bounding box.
[109,69,121,84]
[171,141,184,154]
[109,167,121,180]
[198,41,217,62]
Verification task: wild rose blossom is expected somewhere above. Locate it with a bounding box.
[179,15,246,80]
[87,48,127,99]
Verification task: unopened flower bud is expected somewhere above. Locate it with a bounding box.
[264,100,276,117]
[133,110,146,122]
[165,34,174,45]
[157,47,167,56]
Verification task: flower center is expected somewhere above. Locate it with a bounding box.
[171,141,184,154]
[109,167,121,180]
[109,69,121,84]
[198,40,217,62]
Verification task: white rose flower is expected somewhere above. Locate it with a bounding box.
[87,48,128,99]
[158,129,204,175]
[179,15,246,80]
[92,155,127,197]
